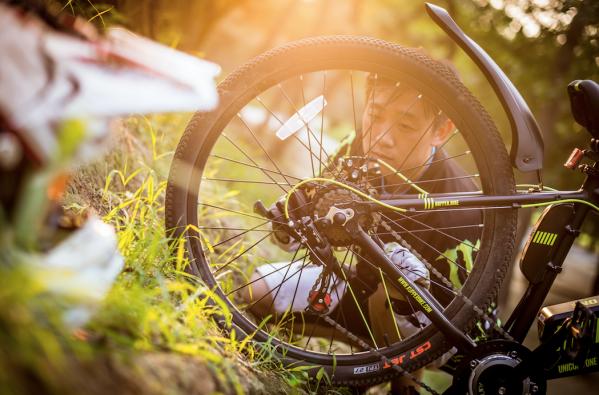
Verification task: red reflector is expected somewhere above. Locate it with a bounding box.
[564,148,584,170]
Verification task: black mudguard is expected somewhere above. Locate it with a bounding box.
[426,3,544,173]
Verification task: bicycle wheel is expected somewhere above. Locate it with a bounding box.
[165,36,517,386]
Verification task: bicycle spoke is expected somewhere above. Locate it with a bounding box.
[365,113,437,183]
[225,252,308,296]
[399,150,472,175]
[236,115,294,189]
[379,268,403,342]
[363,86,423,158]
[327,248,351,353]
[209,153,303,181]
[198,202,288,226]
[389,129,461,195]
[255,95,331,173]
[287,254,309,344]
[347,244,456,298]
[374,223,483,236]
[202,177,291,186]
[303,312,322,351]
[296,243,379,349]
[376,109,436,171]
[299,75,316,177]
[220,132,291,193]
[380,213,471,275]
[364,73,377,150]
[319,71,326,175]
[383,210,480,252]
[214,231,274,274]
[266,245,303,315]
[246,257,313,311]
[198,226,272,232]
[370,149,473,186]
[277,83,333,164]
[211,218,274,249]
[376,173,480,191]
[349,71,358,139]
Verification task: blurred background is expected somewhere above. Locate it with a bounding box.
[3,0,598,393]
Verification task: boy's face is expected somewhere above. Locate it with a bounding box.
[361,84,453,184]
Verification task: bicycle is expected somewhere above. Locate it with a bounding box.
[165,3,599,393]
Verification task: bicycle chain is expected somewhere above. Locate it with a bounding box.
[378,219,514,342]
[315,219,514,394]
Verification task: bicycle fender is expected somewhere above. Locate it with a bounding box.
[425,3,544,172]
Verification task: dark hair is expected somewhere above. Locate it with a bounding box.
[365,58,460,128]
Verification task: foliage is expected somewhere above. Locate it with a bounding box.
[1,113,317,394]
[4,1,597,393]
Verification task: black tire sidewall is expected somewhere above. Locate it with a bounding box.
[165,36,517,385]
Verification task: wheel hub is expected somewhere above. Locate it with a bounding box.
[313,186,358,246]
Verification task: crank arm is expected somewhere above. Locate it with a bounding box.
[354,227,476,354]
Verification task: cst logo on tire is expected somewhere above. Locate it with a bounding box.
[353,363,380,375]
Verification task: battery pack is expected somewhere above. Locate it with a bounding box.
[537,295,599,342]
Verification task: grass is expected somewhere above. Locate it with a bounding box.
[0,114,320,394]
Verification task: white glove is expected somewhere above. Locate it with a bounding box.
[385,242,430,289]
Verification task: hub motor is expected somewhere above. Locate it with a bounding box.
[449,340,546,395]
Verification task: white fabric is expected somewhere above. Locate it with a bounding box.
[255,261,347,314]
[255,243,430,315]
[0,4,219,162]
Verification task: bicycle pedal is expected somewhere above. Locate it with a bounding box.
[537,295,599,343]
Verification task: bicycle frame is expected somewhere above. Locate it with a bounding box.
[335,2,599,367]
[368,189,588,212]
[348,159,599,382]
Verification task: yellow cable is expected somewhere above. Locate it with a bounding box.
[283,177,407,219]
[379,268,402,341]
[375,159,429,195]
[283,174,598,221]
[522,199,599,212]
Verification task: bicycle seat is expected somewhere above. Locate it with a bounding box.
[568,80,599,138]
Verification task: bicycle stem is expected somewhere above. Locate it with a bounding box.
[353,226,476,354]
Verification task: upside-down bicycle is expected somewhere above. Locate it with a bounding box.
[165,4,599,394]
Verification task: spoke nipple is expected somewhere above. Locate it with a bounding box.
[508,351,518,359]
[498,386,507,395]
[469,359,479,368]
